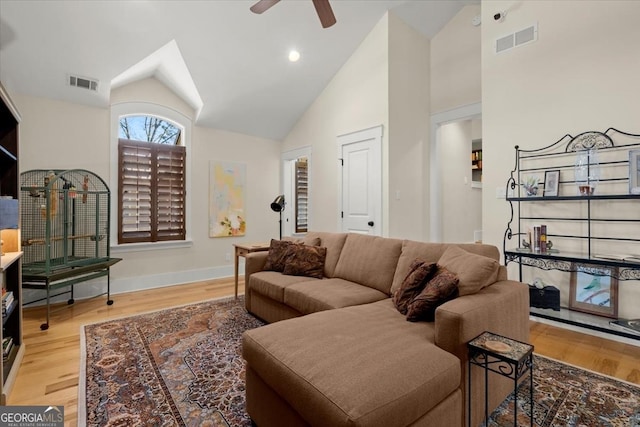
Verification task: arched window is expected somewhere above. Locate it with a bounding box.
[117,114,186,244]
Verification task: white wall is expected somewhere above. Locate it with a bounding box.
[430,4,481,114]
[440,120,482,242]
[14,78,281,302]
[482,0,640,319]
[282,14,390,234]
[17,95,111,178]
[429,4,482,242]
[283,13,434,239]
[388,12,430,240]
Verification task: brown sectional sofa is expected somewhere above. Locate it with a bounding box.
[242,232,530,427]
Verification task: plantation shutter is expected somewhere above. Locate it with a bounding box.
[295,159,308,233]
[118,139,185,243]
[156,143,186,240]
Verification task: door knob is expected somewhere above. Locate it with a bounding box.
[368,221,374,226]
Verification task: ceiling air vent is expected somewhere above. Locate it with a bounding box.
[495,23,538,54]
[68,75,99,91]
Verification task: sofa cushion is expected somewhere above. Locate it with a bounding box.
[392,259,437,315]
[304,232,348,278]
[284,278,388,315]
[406,266,459,322]
[391,241,501,295]
[250,271,320,303]
[242,301,460,427]
[333,234,403,295]
[438,245,500,296]
[282,244,327,279]
[283,236,321,246]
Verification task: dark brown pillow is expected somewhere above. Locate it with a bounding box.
[282,245,327,279]
[392,259,437,315]
[263,239,295,272]
[406,266,459,322]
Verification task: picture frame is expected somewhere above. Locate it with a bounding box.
[543,169,560,197]
[629,149,640,195]
[569,263,618,318]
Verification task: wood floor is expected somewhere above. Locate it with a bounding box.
[7,278,640,427]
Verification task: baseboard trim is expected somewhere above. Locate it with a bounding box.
[22,263,239,307]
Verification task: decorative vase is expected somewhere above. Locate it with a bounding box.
[574,149,600,196]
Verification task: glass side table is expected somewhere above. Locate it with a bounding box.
[467,331,534,427]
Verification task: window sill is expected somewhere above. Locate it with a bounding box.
[471,181,483,189]
[111,239,193,254]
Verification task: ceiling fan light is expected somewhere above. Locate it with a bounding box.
[288,50,301,62]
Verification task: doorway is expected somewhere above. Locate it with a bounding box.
[282,146,311,237]
[430,103,482,243]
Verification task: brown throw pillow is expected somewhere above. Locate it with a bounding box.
[263,239,295,272]
[282,245,327,279]
[437,245,500,296]
[392,259,437,315]
[406,266,459,322]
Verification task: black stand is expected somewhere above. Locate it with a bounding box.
[278,211,282,240]
[467,331,534,427]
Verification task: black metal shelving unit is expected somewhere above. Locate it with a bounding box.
[503,128,640,340]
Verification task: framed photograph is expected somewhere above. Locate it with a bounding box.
[569,263,618,318]
[543,170,560,197]
[630,149,640,195]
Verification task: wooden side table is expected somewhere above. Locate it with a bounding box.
[467,331,534,427]
[233,243,270,298]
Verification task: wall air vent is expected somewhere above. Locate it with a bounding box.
[495,23,538,54]
[68,75,99,91]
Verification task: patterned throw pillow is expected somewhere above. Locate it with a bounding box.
[406,266,459,322]
[282,245,327,279]
[263,239,295,272]
[392,259,437,315]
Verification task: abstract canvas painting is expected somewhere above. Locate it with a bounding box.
[209,161,246,237]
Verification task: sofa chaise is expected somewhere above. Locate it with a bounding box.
[242,232,530,427]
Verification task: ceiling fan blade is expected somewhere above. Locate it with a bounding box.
[312,0,336,28]
[250,0,281,14]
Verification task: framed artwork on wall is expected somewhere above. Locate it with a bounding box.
[629,149,640,194]
[209,161,247,237]
[543,170,560,197]
[569,263,618,318]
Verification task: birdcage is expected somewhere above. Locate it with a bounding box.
[20,169,121,330]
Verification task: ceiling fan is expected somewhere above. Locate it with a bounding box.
[250,0,337,29]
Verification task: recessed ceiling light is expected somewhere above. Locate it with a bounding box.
[288,50,301,62]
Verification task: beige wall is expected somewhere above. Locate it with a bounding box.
[282,14,390,233]
[388,12,430,239]
[14,78,281,301]
[17,95,110,177]
[283,13,433,238]
[431,4,481,114]
[440,120,482,243]
[429,4,482,242]
[482,0,640,319]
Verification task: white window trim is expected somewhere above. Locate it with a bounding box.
[110,101,193,252]
[281,146,312,237]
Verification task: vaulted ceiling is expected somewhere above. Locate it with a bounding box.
[0,0,475,140]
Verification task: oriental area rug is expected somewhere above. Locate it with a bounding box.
[80,296,640,427]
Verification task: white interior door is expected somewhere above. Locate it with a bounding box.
[337,126,382,235]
